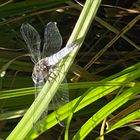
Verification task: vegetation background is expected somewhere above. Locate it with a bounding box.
[0,0,140,140]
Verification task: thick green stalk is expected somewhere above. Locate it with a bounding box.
[6,0,101,139]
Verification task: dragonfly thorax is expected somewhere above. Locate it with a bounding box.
[32,58,53,84]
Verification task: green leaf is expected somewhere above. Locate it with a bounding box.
[105,109,140,134]
[6,0,102,139]
[72,86,140,140]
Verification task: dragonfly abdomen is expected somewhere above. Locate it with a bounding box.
[47,43,77,66]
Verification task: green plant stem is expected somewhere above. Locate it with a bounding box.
[6,0,101,139]
[0,0,13,8]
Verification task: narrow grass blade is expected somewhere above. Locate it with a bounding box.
[72,86,140,140]
[105,109,140,134]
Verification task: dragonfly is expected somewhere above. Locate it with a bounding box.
[20,22,77,132]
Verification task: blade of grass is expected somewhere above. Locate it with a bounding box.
[95,16,140,50]
[6,0,101,139]
[0,54,29,78]
[107,100,140,127]
[0,81,135,99]
[72,86,140,140]
[65,0,102,139]
[0,0,13,8]
[105,109,140,134]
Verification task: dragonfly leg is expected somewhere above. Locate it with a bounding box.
[54,66,67,78]
[47,72,57,81]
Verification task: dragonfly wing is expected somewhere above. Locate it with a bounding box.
[52,78,69,126]
[42,22,62,58]
[33,80,48,133]
[20,23,41,63]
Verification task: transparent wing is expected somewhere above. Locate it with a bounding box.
[20,23,41,63]
[33,81,48,134]
[52,78,69,126]
[42,22,62,57]
[32,66,47,133]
